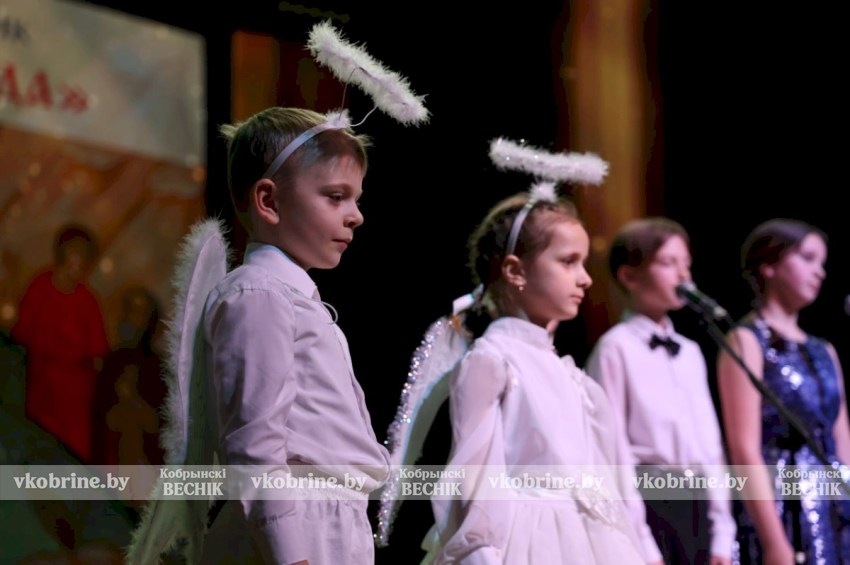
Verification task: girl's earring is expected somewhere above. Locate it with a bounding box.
[518,285,525,292]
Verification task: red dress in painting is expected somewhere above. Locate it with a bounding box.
[12,271,110,463]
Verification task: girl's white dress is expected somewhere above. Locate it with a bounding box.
[423,317,650,564]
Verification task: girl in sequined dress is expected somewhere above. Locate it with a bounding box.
[421,193,657,564]
[717,218,850,565]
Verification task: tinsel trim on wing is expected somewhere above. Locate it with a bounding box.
[375,317,470,547]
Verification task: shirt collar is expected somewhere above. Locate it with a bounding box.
[487,316,554,351]
[621,310,679,341]
[244,242,318,299]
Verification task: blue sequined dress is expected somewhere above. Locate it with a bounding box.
[733,317,850,565]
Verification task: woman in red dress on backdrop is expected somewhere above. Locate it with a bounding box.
[12,224,110,464]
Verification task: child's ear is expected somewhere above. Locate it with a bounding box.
[759,263,775,280]
[617,265,639,291]
[252,179,279,225]
[502,255,526,289]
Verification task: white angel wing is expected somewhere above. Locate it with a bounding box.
[125,218,231,565]
[375,315,471,547]
[160,218,231,466]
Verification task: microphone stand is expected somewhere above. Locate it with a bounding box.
[690,305,850,499]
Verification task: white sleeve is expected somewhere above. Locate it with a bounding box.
[431,349,513,565]
[694,352,737,558]
[206,287,308,564]
[585,343,663,563]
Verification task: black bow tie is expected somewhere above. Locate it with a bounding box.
[649,334,681,357]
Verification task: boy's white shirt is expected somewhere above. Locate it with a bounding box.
[585,311,736,559]
[202,242,390,563]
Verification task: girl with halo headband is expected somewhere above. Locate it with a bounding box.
[125,21,428,565]
[378,139,662,564]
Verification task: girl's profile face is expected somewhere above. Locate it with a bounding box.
[764,232,826,310]
[515,220,592,327]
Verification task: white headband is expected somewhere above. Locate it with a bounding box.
[262,112,351,180]
[504,182,558,256]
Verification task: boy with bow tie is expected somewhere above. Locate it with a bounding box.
[585,217,736,565]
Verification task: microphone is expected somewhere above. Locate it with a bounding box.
[675,281,729,321]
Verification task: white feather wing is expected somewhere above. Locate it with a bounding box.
[125,218,230,564]
[160,218,230,465]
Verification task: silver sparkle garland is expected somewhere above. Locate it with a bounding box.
[376,317,461,547]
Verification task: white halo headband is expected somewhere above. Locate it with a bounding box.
[489,137,608,256]
[262,111,351,179]
[263,21,429,180]
[505,182,557,256]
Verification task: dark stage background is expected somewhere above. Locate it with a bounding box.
[78,1,850,562]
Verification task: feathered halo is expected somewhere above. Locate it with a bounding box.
[489,137,608,187]
[308,21,429,126]
[264,21,429,179]
[489,137,609,255]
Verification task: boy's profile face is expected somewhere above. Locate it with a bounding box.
[627,234,692,318]
[273,154,364,270]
